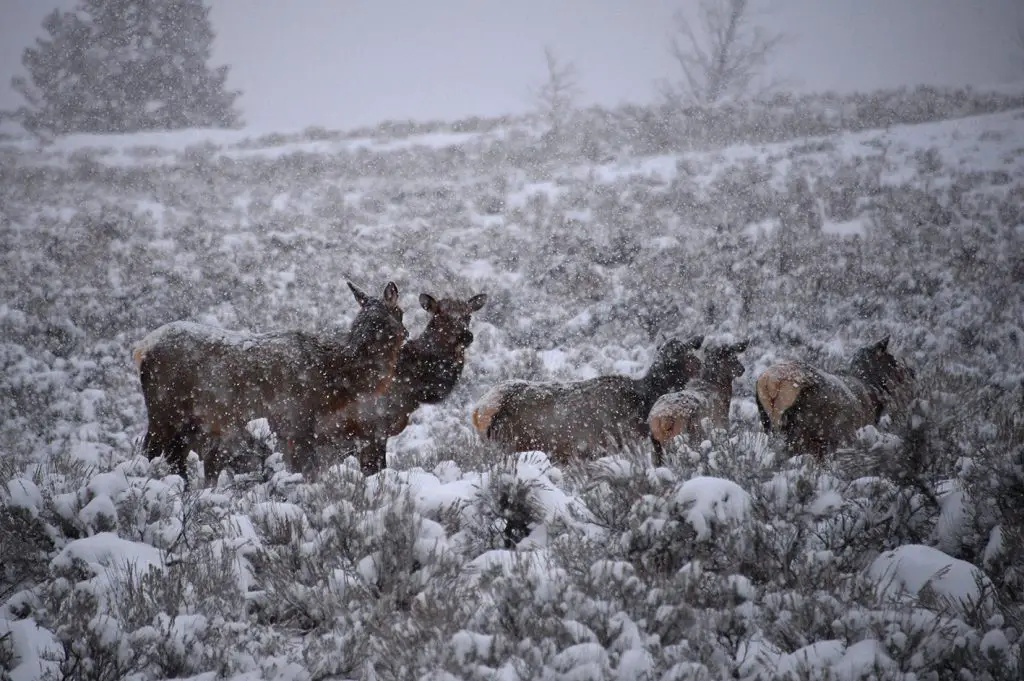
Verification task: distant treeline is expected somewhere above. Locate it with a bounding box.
[7,85,1023,185]
[301,84,1024,153]
[226,85,1024,182]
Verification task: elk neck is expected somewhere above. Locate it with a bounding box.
[391,322,468,405]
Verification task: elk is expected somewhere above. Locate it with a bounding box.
[134,281,406,483]
[755,335,915,461]
[648,339,750,448]
[316,291,488,475]
[471,335,705,466]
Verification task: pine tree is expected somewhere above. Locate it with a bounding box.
[11,0,242,136]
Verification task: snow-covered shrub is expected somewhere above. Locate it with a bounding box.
[106,542,250,679]
[244,461,466,676]
[569,448,669,536]
[3,84,1024,679]
[1,479,53,603]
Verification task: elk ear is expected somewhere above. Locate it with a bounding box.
[348,281,370,307]
[383,281,400,307]
[684,334,705,351]
[419,293,440,314]
[731,339,750,353]
[467,293,488,312]
[874,335,890,353]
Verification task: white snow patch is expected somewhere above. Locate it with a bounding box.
[248,501,307,527]
[450,630,495,666]
[0,618,62,681]
[464,548,558,583]
[808,489,844,517]
[78,493,118,530]
[935,481,968,554]
[773,639,847,678]
[983,524,1005,567]
[742,218,780,239]
[866,544,996,614]
[832,639,897,681]
[4,478,43,517]
[617,648,654,680]
[673,476,752,539]
[53,532,165,584]
[822,217,869,237]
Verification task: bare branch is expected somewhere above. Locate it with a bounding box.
[661,0,788,108]
[1015,19,1024,69]
[530,45,581,137]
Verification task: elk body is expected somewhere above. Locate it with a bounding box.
[471,335,705,466]
[648,339,750,448]
[316,292,488,475]
[754,336,915,461]
[134,281,406,482]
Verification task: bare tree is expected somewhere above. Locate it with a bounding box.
[1015,19,1024,71]
[531,46,581,139]
[660,0,787,108]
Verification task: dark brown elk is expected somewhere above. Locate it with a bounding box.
[316,291,488,475]
[134,281,406,483]
[471,335,705,466]
[755,335,915,461]
[648,339,750,448]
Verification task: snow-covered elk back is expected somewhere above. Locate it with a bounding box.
[647,338,750,447]
[755,335,916,460]
[316,291,487,474]
[134,281,406,481]
[471,335,704,464]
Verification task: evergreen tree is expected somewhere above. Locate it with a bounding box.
[11,0,242,136]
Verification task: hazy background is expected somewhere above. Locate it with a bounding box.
[1,0,1021,131]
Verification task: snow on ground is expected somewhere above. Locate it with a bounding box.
[53,532,166,589]
[866,544,997,615]
[673,476,751,540]
[0,618,61,681]
[1,121,514,168]
[2,92,1023,678]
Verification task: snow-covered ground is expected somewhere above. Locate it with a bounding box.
[1,93,1023,680]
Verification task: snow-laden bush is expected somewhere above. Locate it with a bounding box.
[2,94,1023,680]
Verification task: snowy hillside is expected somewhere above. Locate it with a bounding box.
[1,97,1023,680]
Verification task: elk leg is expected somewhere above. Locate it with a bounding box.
[279,423,301,474]
[650,436,664,468]
[298,438,320,480]
[142,421,171,462]
[199,431,227,484]
[167,422,203,483]
[359,437,388,476]
[782,417,826,464]
[756,398,772,433]
[143,417,196,482]
[282,417,319,479]
[806,425,831,465]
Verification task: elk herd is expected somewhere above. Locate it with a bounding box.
[132,280,916,487]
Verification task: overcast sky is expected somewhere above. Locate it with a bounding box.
[1,0,1021,132]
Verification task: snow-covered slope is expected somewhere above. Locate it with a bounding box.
[1,103,1022,680]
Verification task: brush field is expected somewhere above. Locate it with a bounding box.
[1,89,1023,680]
